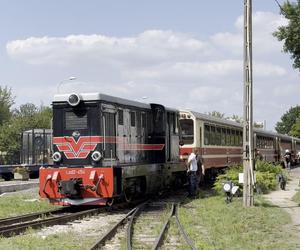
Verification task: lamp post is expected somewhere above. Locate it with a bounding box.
[57,77,77,93]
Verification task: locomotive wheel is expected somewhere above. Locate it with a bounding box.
[124,187,133,203]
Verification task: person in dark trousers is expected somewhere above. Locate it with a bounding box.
[187,149,198,197]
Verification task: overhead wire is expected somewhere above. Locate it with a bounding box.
[273,0,300,19]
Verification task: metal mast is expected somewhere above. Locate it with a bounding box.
[243,0,254,207]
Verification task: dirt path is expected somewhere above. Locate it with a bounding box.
[264,166,300,244]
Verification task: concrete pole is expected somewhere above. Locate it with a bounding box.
[243,0,254,207]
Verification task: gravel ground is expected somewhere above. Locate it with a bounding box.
[264,166,300,244]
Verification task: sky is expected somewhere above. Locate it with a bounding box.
[0,0,299,130]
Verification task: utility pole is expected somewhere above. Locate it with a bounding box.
[243,0,255,207]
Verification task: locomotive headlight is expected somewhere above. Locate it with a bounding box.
[68,93,81,106]
[91,151,102,162]
[52,152,62,162]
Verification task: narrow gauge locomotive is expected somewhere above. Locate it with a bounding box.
[39,93,186,205]
[179,111,300,178]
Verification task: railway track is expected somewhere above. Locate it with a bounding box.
[0,206,102,237]
[92,195,196,250]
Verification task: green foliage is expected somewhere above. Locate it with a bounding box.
[213,165,243,194]
[275,106,300,134]
[292,190,300,205]
[208,110,225,119]
[273,0,300,71]
[255,160,282,174]
[290,119,300,137]
[0,103,52,164]
[227,114,243,123]
[214,161,284,194]
[255,171,278,194]
[0,86,15,126]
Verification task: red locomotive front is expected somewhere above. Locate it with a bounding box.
[40,167,114,205]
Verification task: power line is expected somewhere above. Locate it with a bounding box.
[273,0,300,19]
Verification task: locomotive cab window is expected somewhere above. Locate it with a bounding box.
[179,119,194,144]
[118,109,124,125]
[65,109,88,130]
[130,112,136,127]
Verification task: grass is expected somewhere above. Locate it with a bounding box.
[0,231,95,250]
[1,190,298,249]
[0,192,55,219]
[178,192,298,250]
[292,190,300,205]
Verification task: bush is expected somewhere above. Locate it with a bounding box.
[255,171,278,194]
[213,161,284,195]
[255,160,282,175]
[213,165,243,194]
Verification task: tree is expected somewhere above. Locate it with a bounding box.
[290,119,300,137]
[208,111,225,119]
[227,114,243,123]
[0,86,14,126]
[275,106,300,134]
[273,0,300,70]
[0,103,52,164]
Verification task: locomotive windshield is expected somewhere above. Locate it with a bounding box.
[65,110,88,130]
[179,119,194,144]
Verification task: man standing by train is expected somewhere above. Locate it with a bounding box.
[187,149,199,197]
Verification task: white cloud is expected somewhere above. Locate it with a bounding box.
[7,30,211,66]
[5,11,298,130]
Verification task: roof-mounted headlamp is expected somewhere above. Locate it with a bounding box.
[68,93,81,106]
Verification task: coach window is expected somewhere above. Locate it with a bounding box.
[130,112,136,127]
[231,129,234,146]
[221,128,226,146]
[216,127,221,146]
[210,126,216,145]
[179,119,194,144]
[204,124,210,145]
[180,119,194,144]
[226,128,230,146]
[239,131,243,146]
[235,130,239,146]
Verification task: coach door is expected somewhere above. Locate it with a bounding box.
[150,104,166,163]
[101,104,117,160]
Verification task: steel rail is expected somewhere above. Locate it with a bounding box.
[0,207,101,237]
[90,206,138,250]
[174,204,196,250]
[0,207,69,227]
[151,202,175,250]
[126,202,146,250]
